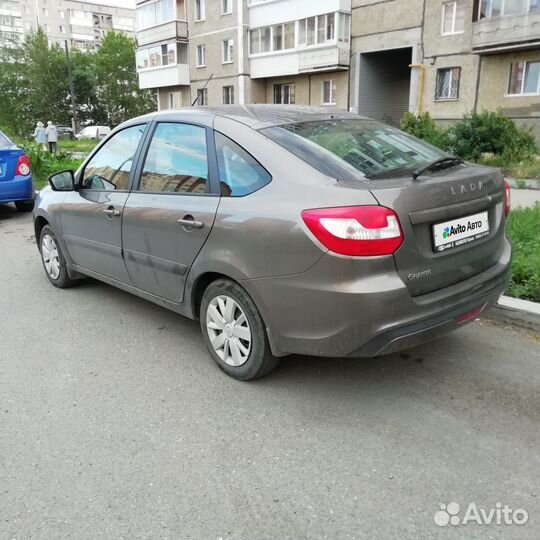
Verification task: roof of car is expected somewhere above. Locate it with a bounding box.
[128,105,366,130]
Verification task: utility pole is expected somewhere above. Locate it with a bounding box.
[64,40,78,134]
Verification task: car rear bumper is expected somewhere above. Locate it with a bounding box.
[0,176,34,203]
[244,239,512,358]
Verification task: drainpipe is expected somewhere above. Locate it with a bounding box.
[409,63,425,114]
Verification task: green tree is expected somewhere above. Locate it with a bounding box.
[95,32,155,126]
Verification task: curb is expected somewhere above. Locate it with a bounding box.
[484,295,540,333]
[506,178,540,191]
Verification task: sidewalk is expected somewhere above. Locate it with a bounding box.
[510,188,540,209]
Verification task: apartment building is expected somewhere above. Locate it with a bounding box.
[349,0,540,138]
[135,0,353,109]
[135,0,539,140]
[0,0,135,50]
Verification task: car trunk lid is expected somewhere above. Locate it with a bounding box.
[367,164,507,296]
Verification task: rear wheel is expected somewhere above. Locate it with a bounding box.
[15,200,34,212]
[39,225,77,288]
[200,279,279,380]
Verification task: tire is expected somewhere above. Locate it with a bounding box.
[39,225,77,288]
[15,200,35,212]
[200,279,279,380]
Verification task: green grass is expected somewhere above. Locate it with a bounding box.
[478,154,540,180]
[506,203,540,302]
[57,138,97,153]
[20,143,83,189]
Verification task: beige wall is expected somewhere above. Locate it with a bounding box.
[423,54,480,120]
[351,0,423,38]
[263,71,349,109]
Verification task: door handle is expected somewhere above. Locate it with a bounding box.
[103,207,120,217]
[177,216,204,230]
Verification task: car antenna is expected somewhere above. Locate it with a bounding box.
[191,73,214,106]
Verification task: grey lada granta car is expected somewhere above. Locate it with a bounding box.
[34,106,512,380]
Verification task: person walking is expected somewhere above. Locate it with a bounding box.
[45,121,58,153]
[33,122,47,151]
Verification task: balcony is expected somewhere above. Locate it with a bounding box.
[138,63,189,89]
[472,10,540,53]
[250,43,350,78]
[249,0,351,27]
[136,20,187,47]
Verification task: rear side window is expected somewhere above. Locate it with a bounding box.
[139,123,208,194]
[215,132,271,196]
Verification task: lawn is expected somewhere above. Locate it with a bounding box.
[58,138,98,153]
[478,155,540,181]
[506,203,540,302]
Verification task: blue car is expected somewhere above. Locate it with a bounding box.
[0,130,35,212]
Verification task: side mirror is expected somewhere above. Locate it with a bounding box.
[49,170,75,191]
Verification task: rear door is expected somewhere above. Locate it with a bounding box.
[122,122,219,302]
[61,124,147,283]
[369,165,507,296]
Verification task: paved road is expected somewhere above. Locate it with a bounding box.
[1,205,539,540]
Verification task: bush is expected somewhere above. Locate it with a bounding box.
[20,143,83,188]
[400,112,450,150]
[506,203,540,302]
[445,111,538,162]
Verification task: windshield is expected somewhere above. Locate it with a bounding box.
[262,119,448,180]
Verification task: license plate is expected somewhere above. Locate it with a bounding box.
[433,211,490,253]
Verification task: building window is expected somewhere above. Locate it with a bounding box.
[222,0,232,15]
[250,23,295,55]
[136,0,176,30]
[508,61,540,95]
[337,13,351,42]
[196,44,206,67]
[59,25,66,33]
[197,88,208,106]
[222,38,233,63]
[299,13,335,47]
[274,83,295,104]
[322,80,336,105]
[195,0,205,21]
[59,10,65,18]
[168,91,182,109]
[136,43,177,70]
[442,1,465,34]
[436,67,461,100]
[223,85,234,104]
[478,0,537,19]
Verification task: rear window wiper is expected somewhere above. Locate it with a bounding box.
[412,157,464,180]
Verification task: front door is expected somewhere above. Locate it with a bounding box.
[122,122,219,302]
[61,124,147,283]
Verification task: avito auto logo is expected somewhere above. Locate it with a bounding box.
[442,219,483,240]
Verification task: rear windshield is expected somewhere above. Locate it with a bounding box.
[262,119,447,180]
[0,132,14,149]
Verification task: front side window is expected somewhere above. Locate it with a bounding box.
[262,120,447,181]
[274,83,295,104]
[322,80,337,105]
[215,132,271,196]
[223,85,234,104]
[436,67,461,99]
[508,61,540,95]
[81,125,145,190]
[138,123,208,194]
[442,1,465,34]
[222,38,234,63]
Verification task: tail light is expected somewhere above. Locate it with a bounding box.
[504,180,511,217]
[301,206,403,256]
[16,154,31,176]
